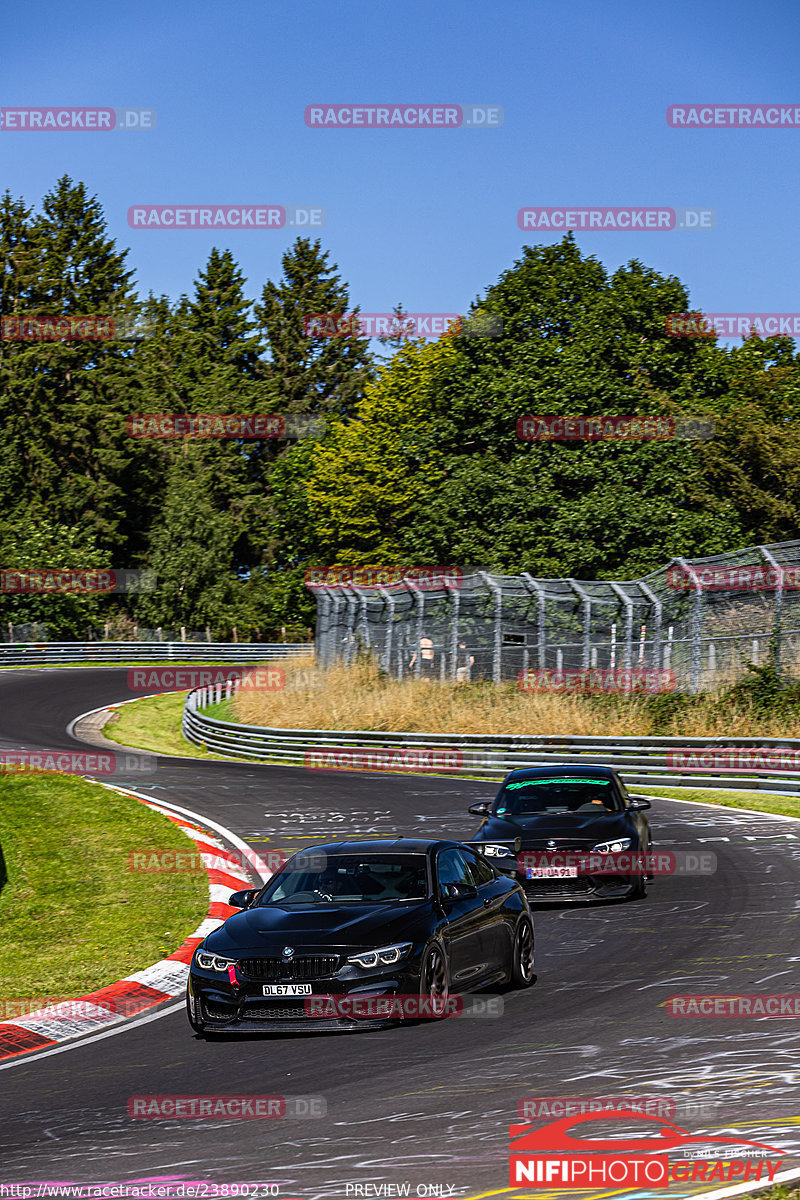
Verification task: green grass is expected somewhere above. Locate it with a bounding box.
[103,692,224,759]
[0,772,209,999]
[642,785,800,820]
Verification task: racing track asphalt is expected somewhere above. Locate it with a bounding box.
[0,668,799,1200]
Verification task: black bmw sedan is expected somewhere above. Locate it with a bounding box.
[468,766,653,904]
[186,838,535,1034]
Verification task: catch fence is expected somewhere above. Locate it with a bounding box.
[307,541,800,693]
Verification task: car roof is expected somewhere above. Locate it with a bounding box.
[289,838,465,856]
[502,765,620,781]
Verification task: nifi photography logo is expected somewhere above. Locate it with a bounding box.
[508,1110,785,1188]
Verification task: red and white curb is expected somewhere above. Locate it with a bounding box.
[0,783,268,1061]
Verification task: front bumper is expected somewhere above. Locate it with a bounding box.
[489,857,643,903]
[187,965,422,1032]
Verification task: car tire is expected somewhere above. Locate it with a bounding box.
[629,874,648,900]
[418,941,450,1018]
[186,983,206,1035]
[509,916,535,988]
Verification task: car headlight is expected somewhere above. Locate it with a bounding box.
[592,838,633,854]
[347,942,413,969]
[482,844,514,858]
[195,950,237,972]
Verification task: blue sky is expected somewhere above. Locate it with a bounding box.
[3,0,799,335]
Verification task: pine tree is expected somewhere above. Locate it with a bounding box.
[255,237,373,416]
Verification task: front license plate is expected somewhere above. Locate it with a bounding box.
[528,866,578,879]
[262,984,312,996]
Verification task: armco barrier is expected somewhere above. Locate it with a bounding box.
[0,641,311,667]
[181,686,800,795]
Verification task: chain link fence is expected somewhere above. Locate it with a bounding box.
[308,541,800,693]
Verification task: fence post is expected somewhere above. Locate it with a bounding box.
[759,545,783,676]
[315,589,330,666]
[403,581,424,678]
[479,572,503,683]
[378,586,395,673]
[638,580,662,671]
[675,557,703,693]
[568,580,592,671]
[446,583,460,684]
[609,583,633,669]
[521,573,546,668]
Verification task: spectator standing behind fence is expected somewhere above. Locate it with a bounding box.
[409,635,436,678]
[455,641,474,683]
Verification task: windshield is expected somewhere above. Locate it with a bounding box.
[495,777,623,816]
[257,853,430,906]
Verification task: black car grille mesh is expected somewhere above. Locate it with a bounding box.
[203,1000,238,1020]
[239,956,340,981]
[244,1004,315,1019]
[524,878,592,898]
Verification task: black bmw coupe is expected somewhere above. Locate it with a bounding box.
[186,838,535,1034]
[468,765,653,903]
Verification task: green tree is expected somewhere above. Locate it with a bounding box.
[255,237,373,416]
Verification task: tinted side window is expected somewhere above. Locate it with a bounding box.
[464,850,496,886]
[437,848,474,896]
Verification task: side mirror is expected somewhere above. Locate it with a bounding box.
[627,796,652,811]
[468,801,491,817]
[228,888,258,908]
[454,882,479,899]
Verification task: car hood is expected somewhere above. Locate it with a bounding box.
[475,812,634,847]
[205,900,432,955]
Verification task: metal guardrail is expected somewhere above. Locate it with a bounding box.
[0,641,312,667]
[181,684,800,795]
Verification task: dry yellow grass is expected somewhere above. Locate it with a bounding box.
[233,657,800,738]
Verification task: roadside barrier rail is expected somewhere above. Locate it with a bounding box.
[0,641,312,667]
[182,685,800,795]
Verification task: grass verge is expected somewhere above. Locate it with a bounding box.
[641,785,800,820]
[0,772,208,999]
[103,692,224,759]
